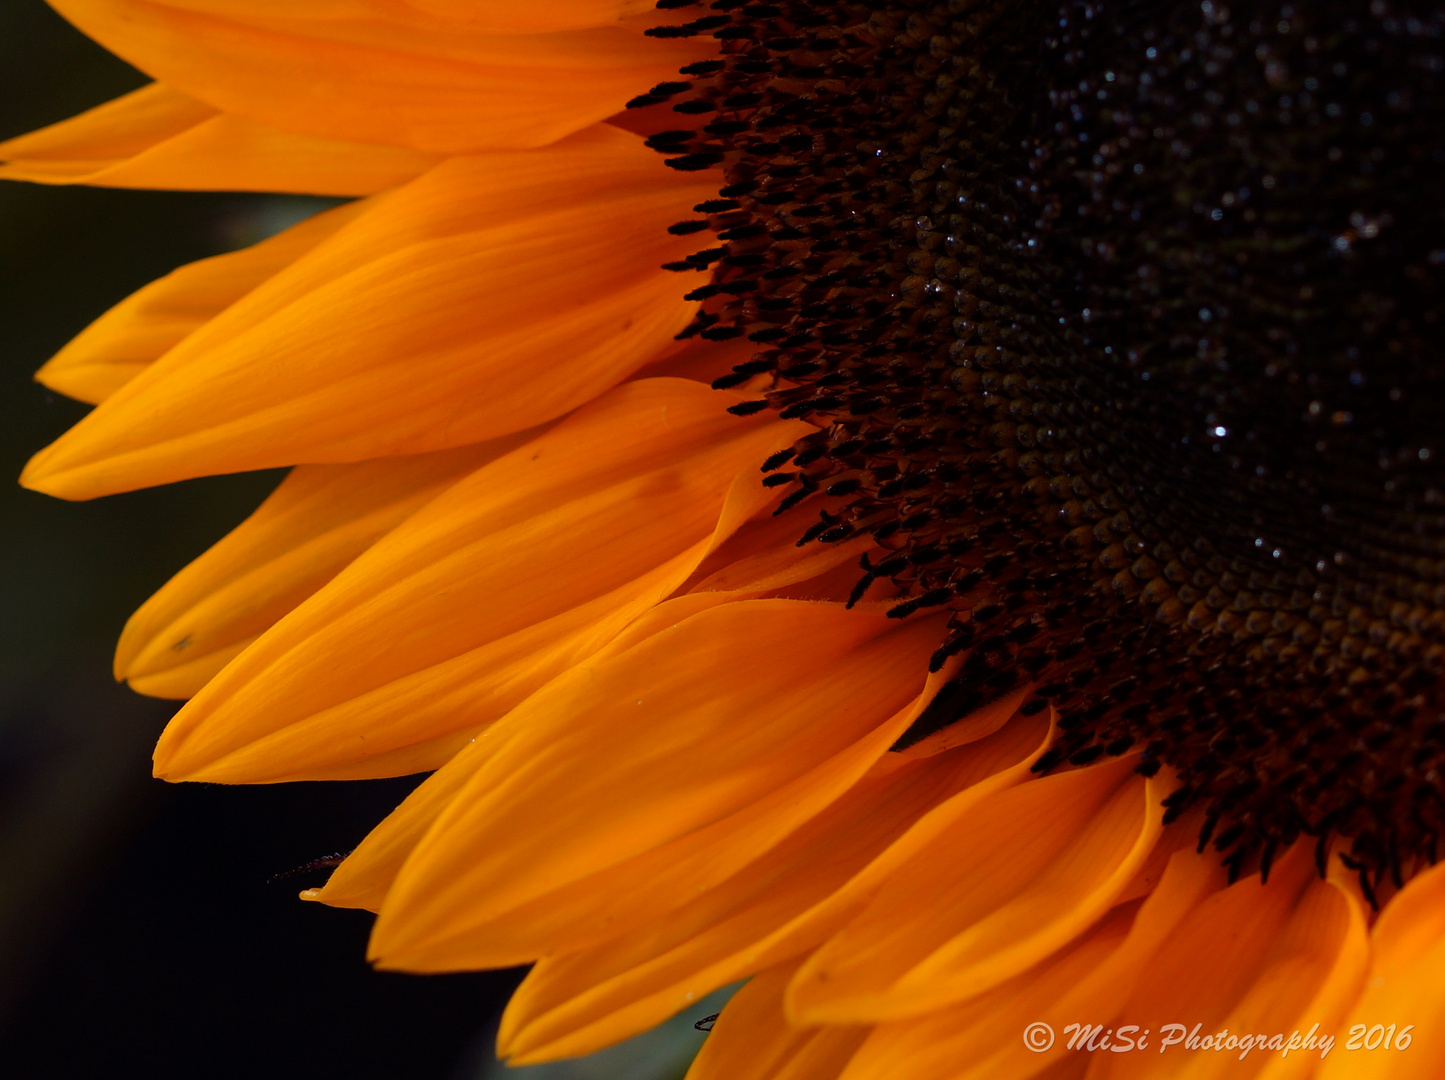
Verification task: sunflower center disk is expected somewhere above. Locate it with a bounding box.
[641,0,1445,889]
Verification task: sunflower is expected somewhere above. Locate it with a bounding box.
[8,0,1445,1077]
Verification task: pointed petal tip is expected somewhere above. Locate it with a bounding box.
[112,634,139,682]
[20,459,95,501]
[17,454,64,498]
[365,908,484,974]
[32,360,64,390]
[149,745,234,785]
[151,727,185,781]
[363,923,413,973]
[151,729,211,784]
[18,445,110,502]
[151,756,205,783]
[363,936,408,972]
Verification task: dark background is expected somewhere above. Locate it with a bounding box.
[0,2,522,1075]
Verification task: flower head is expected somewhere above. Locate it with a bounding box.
[9,0,1445,1078]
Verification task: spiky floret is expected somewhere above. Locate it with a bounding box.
[640,0,1445,895]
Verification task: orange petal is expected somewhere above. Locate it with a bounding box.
[366,599,944,971]
[682,492,879,597]
[118,436,533,699]
[133,1,661,34]
[307,587,757,912]
[634,335,757,387]
[684,960,819,1080]
[312,640,1018,919]
[1033,1060,1090,1080]
[841,902,1140,1080]
[37,200,365,405]
[178,551,720,781]
[1317,860,1445,1080]
[709,704,1054,977]
[838,848,1226,1080]
[49,0,711,152]
[0,82,440,194]
[1044,843,1224,1019]
[301,742,481,910]
[1095,843,1369,1080]
[769,1028,872,1080]
[496,709,1051,1063]
[23,130,715,500]
[0,81,216,164]
[788,756,1167,1024]
[151,378,807,781]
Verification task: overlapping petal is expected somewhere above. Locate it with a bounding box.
[685,959,877,1080]
[846,902,1139,1080]
[23,126,715,499]
[48,0,710,152]
[363,598,947,970]
[36,200,366,404]
[0,82,440,194]
[1318,861,1445,1080]
[839,848,1227,1080]
[150,378,808,781]
[116,436,535,698]
[13,11,1421,1080]
[305,544,884,916]
[77,1,663,36]
[1097,844,1368,1080]
[788,755,1167,1023]
[496,707,1051,1063]
[686,960,821,1080]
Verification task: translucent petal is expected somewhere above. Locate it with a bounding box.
[37,200,365,404]
[365,600,944,970]
[497,711,1050,1063]
[49,0,710,152]
[117,437,532,698]
[151,379,807,780]
[23,128,716,499]
[0,82,439,194]
[788,758,1168,1023]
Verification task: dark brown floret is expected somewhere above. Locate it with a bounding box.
[642,0,1445,893]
